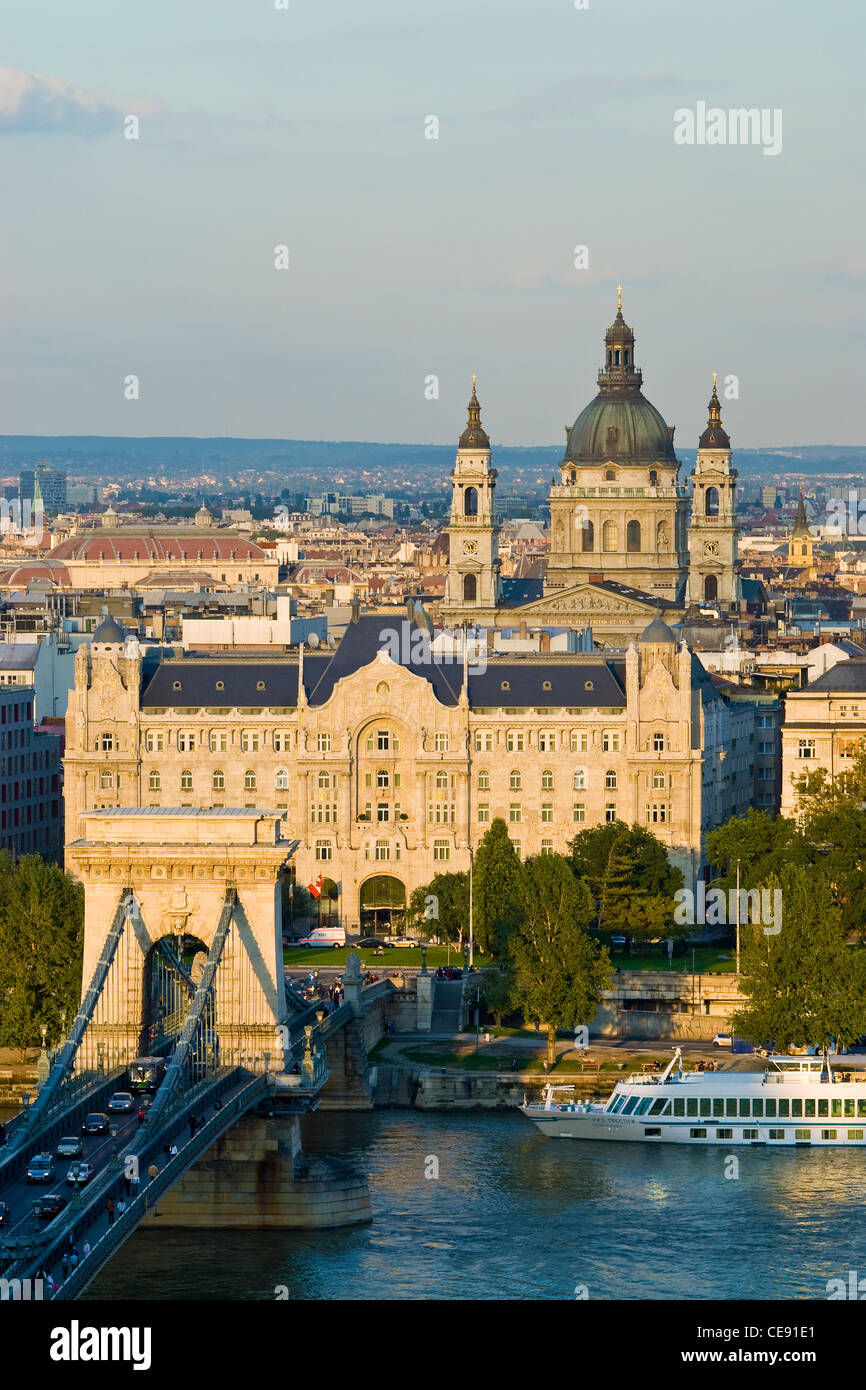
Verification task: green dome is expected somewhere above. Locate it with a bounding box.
[566,393,676,464]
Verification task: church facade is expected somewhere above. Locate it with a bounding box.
[441,294,741,641]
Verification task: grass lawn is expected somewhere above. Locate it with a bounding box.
[612,947,734,974]
[283,945,492,971]
[387,1042,646,1075]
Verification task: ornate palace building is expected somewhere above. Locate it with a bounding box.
[441,292,742,640]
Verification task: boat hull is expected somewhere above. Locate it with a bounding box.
[520,1108,866,1146]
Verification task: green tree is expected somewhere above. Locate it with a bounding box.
[476,965,516,1026]
[704,808,809,891]
[509,853,611,1065]
[407,871,469,946]
[474,819,525,957]
[570,821,683,943]
[0,855,84,1050]
[731,867,866,1061]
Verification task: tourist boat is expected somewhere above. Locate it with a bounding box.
[520,1049,866,1146]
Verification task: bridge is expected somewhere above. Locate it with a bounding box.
[0,809,394,1301]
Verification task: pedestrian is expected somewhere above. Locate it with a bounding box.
[69,1249,79,1269]
[213,1098,222,1112]
[130,1172,140,1200]
[116,1198,127,1218]
[106,1196,116,1225]
[148,1162,159,1183]
[61,1252,71,1278]
[82,1240,91,1258]
[169,1143,178,1160]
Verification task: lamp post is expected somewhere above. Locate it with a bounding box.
[109,1124,120,1169]
[419,942,427,975]
[468,848,474,968]
[735,858,741,977]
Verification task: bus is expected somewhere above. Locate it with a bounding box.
[128,1056,166,1094]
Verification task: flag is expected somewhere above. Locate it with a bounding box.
[308,875,323,899]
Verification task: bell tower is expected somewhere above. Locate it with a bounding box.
[687,376,740,608]
[442,377,501,623]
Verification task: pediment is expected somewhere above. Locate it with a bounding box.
[507,582,660,620]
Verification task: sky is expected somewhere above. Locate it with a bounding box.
[0,0,863,448]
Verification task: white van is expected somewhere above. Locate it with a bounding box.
[295,925,346,949]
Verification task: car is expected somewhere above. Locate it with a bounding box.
[107,1091,134,1113]
[391,937,419,948]
[34,1193,66,1219]
[81,1112,109,1135]
[0,1201,10,1227]
[55,1136,83,1159]
[610,935,627,948]
[712,1032,733,1049]
[66,1161,95,1186]
[26,1154,55,1184]
[360,938,395,949]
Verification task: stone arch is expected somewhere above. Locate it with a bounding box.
[359,875,406,938]
[704,574,719,602]
[464,487,478,517]
[626,519,641,552]
[705,486,720,517]
[602,520,617,552]
[463,572,477,602]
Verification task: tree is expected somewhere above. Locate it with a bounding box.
[508,853,612,1065]
[476,965,516,1026]
[570,822,683,943]
[704,808,809,892]
[473,819,526,957]
[407,871,469,946]
[731,867,866,1060]
[0,855,84,1050]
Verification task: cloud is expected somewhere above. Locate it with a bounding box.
[0,67,158,134]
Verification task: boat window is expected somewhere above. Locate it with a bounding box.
[725,1098,737,1118]
[848,1129,864,1140]
[635,1098,652,1116]
[742,1128,759,1140]
[686,1098,698,1117]
[699,1098,711,1117]
[768,1129,786,1140]
[717,1128,733,1139]
[831,1099,842,1118]
[795,1129,810,1141]
[673,1098,685,1116]
[612,1094,628,1113]
[752,1099,764,1118]
[644,1128,662,1137]
[821,1129,837,1140]
[712,1098,724,1118]
[765,1099,777,1118]
[844,1100,855,1118]
[690,1128,707,1139]
[648,1098,668,1116]
[621,1095,640,1115]
[739,1098,751,1118]
[804,1099,816,1117]
[818,1099,829,1118]
[858,1099,866,1118]
[778,1099,790,1118]
[791,1098,802,1117]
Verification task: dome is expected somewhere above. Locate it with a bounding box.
[698,380,730,449]
[92,615,126,643]
[458,378,490,450]
[566,395,676,464]
[639,614,677,644]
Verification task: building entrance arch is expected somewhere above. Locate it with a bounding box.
[359,875,406,938]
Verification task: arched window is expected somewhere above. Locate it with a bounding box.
[626,520,641,552]
[275,767,289,790]
[463,573,477,602]
[213,769,225,790]
[573,768,586,790]
[148,770,160,791]
[704,574,719,602]
[510,770,522,790]
[435,770,448,790]
[464,487,478,516]
[582,519,594,552]
[605,769,617,789]
[541,769,554,790]
[244,769,256,791]
[180,769,193,791]
[100,770,113,790]
[602,520,617,552]
[317,771,331,789]
[705,486,720,517]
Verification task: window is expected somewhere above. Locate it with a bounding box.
[315,841,332,861]
[148,771,161,791]
[434,732,449,753]
[178,730,196,752]
[428,802,455,824]
[742,1129,759,1140]
[605,769,617,789]
[209,730,228,753]
[478,803,490,823]
[582,519,594,551]
[377,803,390,822]
[510,770,522,790]
[602,520,617,552]
[570,731,589,752]
[180,769,193,791]
[375,840,391,861]
[474,730,493,752]
[717,1129,733,1140]
[274,730,291,751]
[318,771,332,790]
[244,770,256,791]
[652,732,665,753]
[848,1130,864,1141]
[506,730,525,752]
[433,839,450,861]
[573,803,586,823]
[538,731,556,752]
[478,769,490,790]
[626,519,641,552]
[605,804,617,823]
[241,730,260,753]
[767,1130,786,1141]
[316,733,331,753]
[99,733,115,752]
[99,771,113,790]
[213,769,225,790]
[705,486,719,517]
[145,731,164,753]
[464,486,478,517]
[435,770,448,790]
[602,731,620,752]
[690,1129,707,1139]
[573,768,587,790]
[652,770,666,789]
[541,803,554,822]
[275,768,289,790]
[509,804,522,823]
[541,769,554,791]
[646,803,670,824]
[377,730,390,751]
[797,739,816,759]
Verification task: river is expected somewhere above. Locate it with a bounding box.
[81,1109,865,1300]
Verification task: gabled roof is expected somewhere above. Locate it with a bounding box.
[807,660,866,693]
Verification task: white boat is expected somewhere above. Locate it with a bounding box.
[520,1049,866,1146]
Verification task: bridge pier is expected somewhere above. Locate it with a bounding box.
[141,1114,371,1229]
